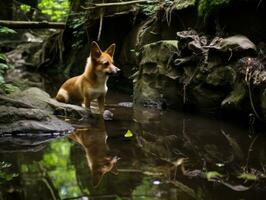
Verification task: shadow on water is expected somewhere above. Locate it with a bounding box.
[1,93,266,199]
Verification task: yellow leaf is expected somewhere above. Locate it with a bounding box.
[124,130,133,138]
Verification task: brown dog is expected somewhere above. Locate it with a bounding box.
[56,41,120,113]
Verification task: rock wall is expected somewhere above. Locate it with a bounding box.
[133,30,266,122]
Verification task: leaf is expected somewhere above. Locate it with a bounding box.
[206,171,223,181]
[0,63,9,70]
[0,53,7,61]
[0,26,16,34]
[238,172,257,181]
[124,130,134,138]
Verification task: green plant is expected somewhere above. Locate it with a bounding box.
[0,161,18,183]
[19,0,69,22]
[197,0,233,20]
[0,26,17,93]
[0,26,17,34]
[38,0,69,21]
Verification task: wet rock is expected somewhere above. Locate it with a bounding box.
[209,35,256,53]
[206,66,236,87]
[0,98,74,136]
[133,40,181,108]
[9,87,92,119]
[0,87,94,135]
[221,82,247,112]
[103,110,114,121]
[260,89,266,120]
[192,84,226,112]
[0,114,74,136]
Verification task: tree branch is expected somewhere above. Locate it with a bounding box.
[82,0,156,9]
[0,20,66,29]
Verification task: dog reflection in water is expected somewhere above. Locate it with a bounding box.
[68,119,119,187]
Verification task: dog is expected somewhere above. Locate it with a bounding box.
[56,41,120,113]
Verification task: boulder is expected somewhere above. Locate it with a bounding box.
[221,81,247,112]
[0,87,93,136]
[133,40,181,108]
[8,87,92,119]
[0,103,74,136]
[206,66,236,87]
[260,89,266,120]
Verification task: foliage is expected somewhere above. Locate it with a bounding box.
[38,0,69,21]
[205,171,223,181]
[20,4,31,12]
[197,0,234,20]
[0,161,18,183]
[19,0,69,22]
[0,53,16,93]
[41,140,81,198]
[20,139,81,199]
[0,27,18,93]
[132,178,155,200]
[0,26,17,34]
[238,172,257,181]
[67,15,87,49]
[124,130,134,138]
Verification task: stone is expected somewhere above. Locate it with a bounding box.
[260,89,266,120]
[221,82,246,111]
[134,40,181,108]
[208,35,257,58]
[206,66,236,87]
[9,87,92,119]
[192,84,226,113]
[0,87,94,136]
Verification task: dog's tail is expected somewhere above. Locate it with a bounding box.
[56,88,69,103]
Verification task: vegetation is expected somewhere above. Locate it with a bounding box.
[0,26,18,93]
[197,0,233,19]
[20,0,69,21]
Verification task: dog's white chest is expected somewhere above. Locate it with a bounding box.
[88,85,107,99]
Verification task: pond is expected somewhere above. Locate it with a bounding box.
[0,91,266,200]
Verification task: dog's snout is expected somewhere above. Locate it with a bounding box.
[115,67,120,73]
[106,65,121,76]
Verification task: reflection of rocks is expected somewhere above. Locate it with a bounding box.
[0,87,93,136]
[133,107,245,165]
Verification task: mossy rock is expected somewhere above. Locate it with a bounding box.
[134,40,181,108]
[221,81,246,111]
[206,66,236,87]
[260,88,266,120]
[192,84,226,112]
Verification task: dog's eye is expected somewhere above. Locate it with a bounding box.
[102,61,109,67]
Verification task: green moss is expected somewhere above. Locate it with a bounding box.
[197,0,234,20]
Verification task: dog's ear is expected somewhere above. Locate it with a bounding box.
[105,43,116,57]
[91,41,102,59]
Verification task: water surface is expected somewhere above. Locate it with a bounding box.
[1,93,266,200]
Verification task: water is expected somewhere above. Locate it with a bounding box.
[1,92,266,200]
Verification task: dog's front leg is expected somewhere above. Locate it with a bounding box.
[97,95,105,114]
[84,96,91,110]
